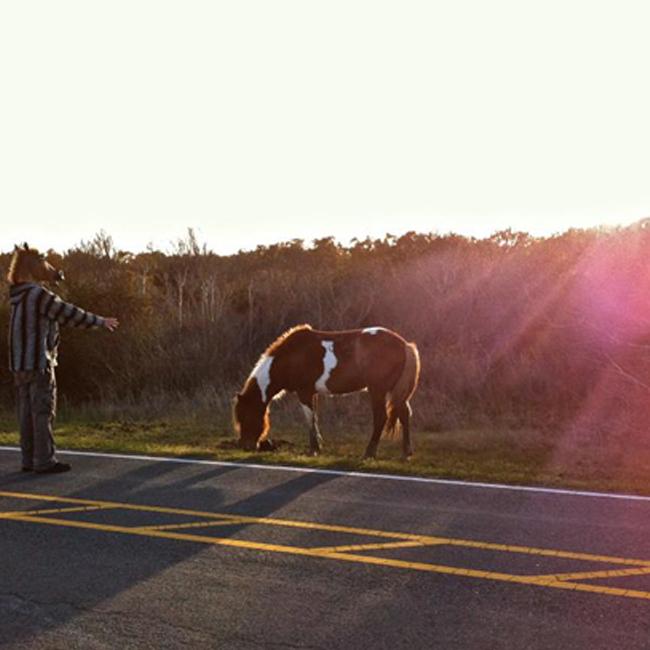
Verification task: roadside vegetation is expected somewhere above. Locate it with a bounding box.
[1,223,649,493]
[2,413,650,494]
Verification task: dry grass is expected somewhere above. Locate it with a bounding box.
[1,413,650,495]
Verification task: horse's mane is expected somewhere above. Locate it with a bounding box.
[240,324,313,395]
[265,324,312,356]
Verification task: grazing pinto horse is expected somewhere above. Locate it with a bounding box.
[234,325,420,459]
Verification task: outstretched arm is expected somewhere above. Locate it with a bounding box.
[103,317,119,332]
[39,288,118,331]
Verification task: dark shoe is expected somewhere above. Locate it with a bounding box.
[21,466,33,472]
[35,462,71,474]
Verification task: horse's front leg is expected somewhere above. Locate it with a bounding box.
[298,392,323,455]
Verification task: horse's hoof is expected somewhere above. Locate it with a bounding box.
[401,454,413,463]
[362,454,376,461]
[258,439,276,452]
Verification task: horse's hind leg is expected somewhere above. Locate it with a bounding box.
[363,391,387,460]
[399,402,413,460]
[299,392,323,455]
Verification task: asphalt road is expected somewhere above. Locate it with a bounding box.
[1,448,650,649]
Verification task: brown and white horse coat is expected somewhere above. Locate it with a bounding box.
[234,325,420,458]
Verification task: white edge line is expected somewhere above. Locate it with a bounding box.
[1,445,650,502]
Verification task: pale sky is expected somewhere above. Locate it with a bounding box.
[1,0,649,254]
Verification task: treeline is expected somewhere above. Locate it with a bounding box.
[1,225,649,436]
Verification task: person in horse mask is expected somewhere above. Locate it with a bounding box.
[7,244,119,474]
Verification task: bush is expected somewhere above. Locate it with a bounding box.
[2,224,649,438]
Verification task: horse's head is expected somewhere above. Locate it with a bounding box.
[233,388,272,451]
[7,243,65,285]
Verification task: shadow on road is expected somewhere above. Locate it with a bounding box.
[0,455,338,646]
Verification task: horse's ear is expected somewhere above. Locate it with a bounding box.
[23,242,29,251]
[14,244,20,251]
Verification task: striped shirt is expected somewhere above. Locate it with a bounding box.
[8,283,105,372]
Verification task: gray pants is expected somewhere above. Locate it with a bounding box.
[14,370,58,471]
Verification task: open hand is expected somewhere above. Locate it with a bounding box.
[103,317,120,332]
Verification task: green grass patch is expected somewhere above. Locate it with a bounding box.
[1,416,650,495]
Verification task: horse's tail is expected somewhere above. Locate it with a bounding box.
[384,341,421,438]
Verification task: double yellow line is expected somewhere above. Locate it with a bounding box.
[2,489,650,601]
